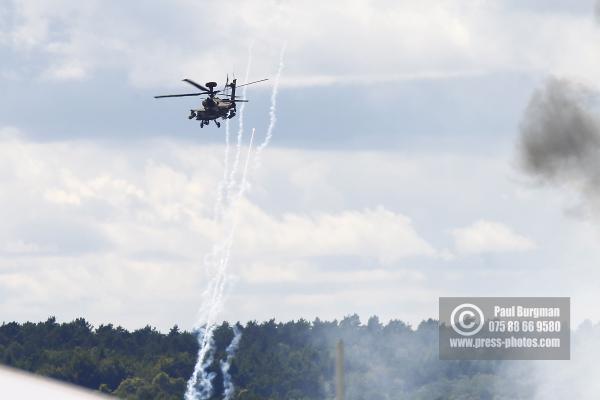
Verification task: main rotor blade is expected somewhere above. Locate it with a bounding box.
[154,93,204,98]
[236,78,268,88]
[182,79,209,92]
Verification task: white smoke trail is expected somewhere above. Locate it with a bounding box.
[226,43,254,203]
[206,44,285,393]
[220,326,243,400]
[207,129,255,336]
[185,43,256,400]
[254,43,286,169]
[208,133,257,323]
[202,129,255,398]
[186,43,281,399]
[190,327,217,399]
[185,128,256,400]
[217,128,255,296]
[226,126,244,207]
[239,128,256,196]
[213,119,231,220]
[185,282,221,399]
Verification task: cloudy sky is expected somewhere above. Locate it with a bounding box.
[1,0,600,331]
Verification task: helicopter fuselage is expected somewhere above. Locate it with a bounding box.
[189,97,236,125]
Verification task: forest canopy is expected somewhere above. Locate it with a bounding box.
[0,315,533,399]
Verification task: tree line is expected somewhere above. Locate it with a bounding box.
[0,315,533,399]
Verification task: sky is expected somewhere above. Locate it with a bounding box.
[1,0,600,331]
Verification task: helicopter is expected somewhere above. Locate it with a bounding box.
[154,77,268,128]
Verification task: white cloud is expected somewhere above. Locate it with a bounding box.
[42,62,86,81]
[1,128,599,329]
[235,204,436,263]
[451,219,536,255]
[241,261,426,286]
[0,240,55,255]
[0,129,441,328]
[3,1,600,85]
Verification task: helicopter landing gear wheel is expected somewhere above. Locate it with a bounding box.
[200,121,204,128]
[215,121,221,128]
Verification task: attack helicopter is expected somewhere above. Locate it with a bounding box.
[154,77,268,128]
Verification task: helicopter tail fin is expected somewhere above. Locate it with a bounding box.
[222,74,229,94]
[230,79,237,102]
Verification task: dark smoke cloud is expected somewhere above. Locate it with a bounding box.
[518,78,600,214]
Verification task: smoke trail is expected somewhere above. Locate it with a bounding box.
[254,43,286,169]
[226,127,244,214]
[185,43,257,399]
[210,131,257,315]
[186,235,236,399]
[513,321,600,400]
[239,128,256,200]
[185,129,256,400]
[188,327,217,400]
[518,77,600,216]
[213,119,231,220]
[205,129,255,399]
[185,284,221,399]
[218,128,256,281]
[226,44,254,203]
[194,44,285,392]
[209,129,256,329]
[220,326,243,400]
[186,43,280,399]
